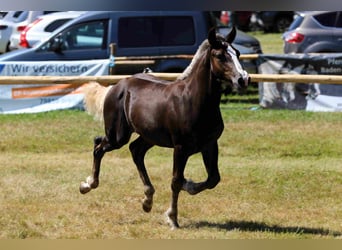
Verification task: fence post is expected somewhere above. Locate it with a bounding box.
[109,43,116,75]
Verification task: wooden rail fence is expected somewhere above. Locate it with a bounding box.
[0,73,341,85]
[0,52,341,85]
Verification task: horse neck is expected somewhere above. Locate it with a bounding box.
[185,50,221,107]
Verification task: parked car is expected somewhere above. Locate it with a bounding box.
[0,11,27,53]
[10,11,85,50]
[282,11,342,53]
[250,11,294,33]
[0,11,58,53]
[0,11,262,74]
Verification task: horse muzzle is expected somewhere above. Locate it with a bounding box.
[238,76,250,89]
[234,69,249,93]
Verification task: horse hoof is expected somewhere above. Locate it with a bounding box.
[79,182,91,194]
[166,217,180,230]
[142,199,152,213]
[165,209,180,229]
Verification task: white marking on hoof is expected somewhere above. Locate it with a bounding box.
[86,176,93,185]
[165,208,179,230]
[79,181,91,194]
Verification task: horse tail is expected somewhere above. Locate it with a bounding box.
[82,82,112,121]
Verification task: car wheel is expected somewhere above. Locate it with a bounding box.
[275,16,292,33]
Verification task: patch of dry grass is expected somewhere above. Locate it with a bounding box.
[0,109,341,239]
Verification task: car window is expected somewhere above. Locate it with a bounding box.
[13,11,24,18]
[313,12,338,27]
[118,17,159,47]
[160,17,195,46]
[44,19,72,32]
[69,21,106,49]
[336,12,342,28]
[43,11,59,15]
[118,16,195,48]
[0,12,8,19]
[38,20,107,52]
[13,11,28,22]
[288,15,304,31]
[3,11,28,23]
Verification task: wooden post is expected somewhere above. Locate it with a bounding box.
[109,43,116,75]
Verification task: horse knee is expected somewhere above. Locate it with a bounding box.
[93,139,109,158]
[94,136,103,146]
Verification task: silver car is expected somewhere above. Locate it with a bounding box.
[9,11,84,50]
[0,11,58,53]
[282,11,342,53]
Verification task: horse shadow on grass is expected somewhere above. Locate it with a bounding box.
[185,220,342,237]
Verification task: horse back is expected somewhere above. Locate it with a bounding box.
[132,73,172,85]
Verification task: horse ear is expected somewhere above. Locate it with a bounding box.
[208,27,217,47]
[226,26,236,44]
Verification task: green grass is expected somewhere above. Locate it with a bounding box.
[0,108,341,239]
[247,31,284,54]
[0,31,340,239]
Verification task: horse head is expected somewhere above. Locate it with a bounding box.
[208,27,250,94]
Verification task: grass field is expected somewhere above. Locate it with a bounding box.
[0,107,341,239]
[0,32,341,239]
[248,31,284,54]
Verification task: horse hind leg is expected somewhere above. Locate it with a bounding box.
[80,136,114,194]
[129,136,155,213]
[80,89,133,194]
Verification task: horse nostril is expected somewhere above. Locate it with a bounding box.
[238,77,245,88]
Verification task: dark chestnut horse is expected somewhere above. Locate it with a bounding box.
[80,27,249,229]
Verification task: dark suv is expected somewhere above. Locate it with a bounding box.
[0,11,262,73]
[283,11,342,53]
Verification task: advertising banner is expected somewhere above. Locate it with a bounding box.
[0,60,108,114]
[258,53,342,111]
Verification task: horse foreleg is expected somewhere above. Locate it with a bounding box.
[166,145,188,229]
[182,141,220,195]
[129,137,155,212]
[80,136,112,194]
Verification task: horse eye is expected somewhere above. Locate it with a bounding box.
[216,53,227,62]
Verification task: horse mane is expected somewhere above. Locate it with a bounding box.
[177,39,210,80]
[177,32,227,81]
